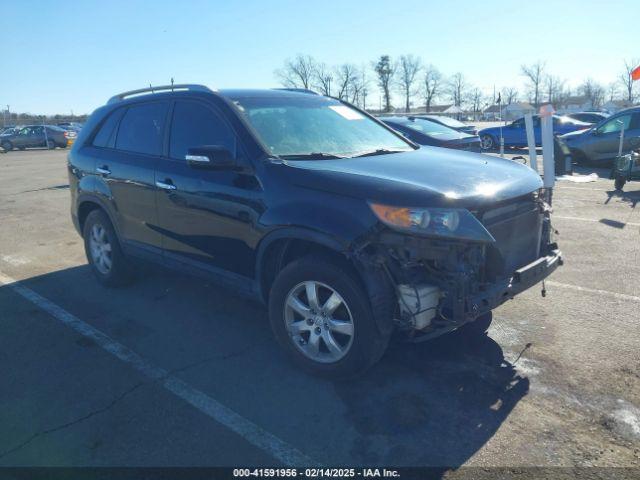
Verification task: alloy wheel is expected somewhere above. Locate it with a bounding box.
[89,223,112,274]
[481,135,494,150]
[284,281,355,363]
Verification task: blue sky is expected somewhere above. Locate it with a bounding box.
[2,0,638,114]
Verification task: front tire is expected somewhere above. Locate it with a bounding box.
[269,255,389,378]
[614,176,626,191]
[83,210,133,287]
[1,141,12,151]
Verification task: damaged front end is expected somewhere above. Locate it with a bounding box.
[355,189,562,341]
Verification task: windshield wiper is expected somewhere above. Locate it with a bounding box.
[279,152,346,160]
[351,148,406,158]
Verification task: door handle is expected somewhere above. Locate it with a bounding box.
[156,179,177,191]
[96,166,111,175]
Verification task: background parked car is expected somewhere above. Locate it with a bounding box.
[380,116,481,152]
[565,112,609,124]
[57,122,84,131]
[417,115,477,135]
[0,126,19,135]
[56,125,80,145]
[0,125,69,151]
[478,115,591,150]
[561,107,640,166]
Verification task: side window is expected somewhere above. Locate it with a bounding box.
[32,126,44,135]
[630,113,640,130]
[169,101,236,160]
[115,102,168,155]
[597,114,631,134]
[512,118,524,128]
[93,108,125,148]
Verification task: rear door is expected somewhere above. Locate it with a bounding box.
[30,126,45,147]
[96,101,169,252]
[155,99,262,279]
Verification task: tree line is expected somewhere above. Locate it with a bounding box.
[276,54,639,113]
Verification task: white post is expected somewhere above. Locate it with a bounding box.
[499,102,504,157]
[42,118,49,147]
[617,120,626,157]
[524,112,538,173]
[540,104,555,190]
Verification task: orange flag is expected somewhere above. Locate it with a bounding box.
[632,65,640,81]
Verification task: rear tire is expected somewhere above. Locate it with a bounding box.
[614,176,626,191]
[46,139,56,149]
[1,141,12,151]
[481,134,496,151]
[269,255,389,378]
[83,209,134,287]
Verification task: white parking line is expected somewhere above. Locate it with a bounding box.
[0,271,314,466]
[554,215,640,227]
[546,280,640,303]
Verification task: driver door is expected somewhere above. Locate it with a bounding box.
[155,99,263,279]
[592,113,634,161]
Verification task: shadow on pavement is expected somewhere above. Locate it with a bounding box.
[334,322,528,470]
[3,265,529,471]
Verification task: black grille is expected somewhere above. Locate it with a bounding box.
[481,200,543,280]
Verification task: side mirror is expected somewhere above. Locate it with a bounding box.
[186,145,235,169]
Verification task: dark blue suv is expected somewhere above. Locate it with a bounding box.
[69,85,561,377]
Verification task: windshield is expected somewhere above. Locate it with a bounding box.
[425,115,466,128]
[391,117,461,137]
[234,95,413,158]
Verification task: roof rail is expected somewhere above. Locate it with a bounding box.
[107,84,215,104]
[273,88,319,95]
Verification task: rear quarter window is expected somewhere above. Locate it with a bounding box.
[92,109,125,148]
[115,102,169,155]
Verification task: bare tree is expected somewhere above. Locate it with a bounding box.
[501,87,518,104]
[397,55,422,112]
[521,61,545,107]
[422,65,442,112]
[607,82,619,102]
[334,63,358,101]
[448,72,467,107]
[350,66,370,108]
[579,79,605,110]
[544,75,565,104]
[313,62,333,96]
[619,58,639,102]
[373,55,395,112]
[470,88,484,119]
[275,54,317,89]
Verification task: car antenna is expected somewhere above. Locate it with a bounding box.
[170,77,174,91]
[149,83,154,93]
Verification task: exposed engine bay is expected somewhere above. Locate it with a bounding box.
[355,189,562,341]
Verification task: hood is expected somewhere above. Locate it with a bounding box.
[281,147,542,209]
[560,128,591,139]
[429,130,471,142]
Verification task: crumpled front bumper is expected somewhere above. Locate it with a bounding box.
[469,248,562,318]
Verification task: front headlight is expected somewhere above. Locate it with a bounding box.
[369,203,495,243]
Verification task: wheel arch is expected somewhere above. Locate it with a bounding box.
[77,194,121,240]
[256,227,396,337]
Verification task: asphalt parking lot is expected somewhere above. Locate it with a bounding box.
[0,149,639,470]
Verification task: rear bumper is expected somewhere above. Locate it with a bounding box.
[470,249,562,317]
